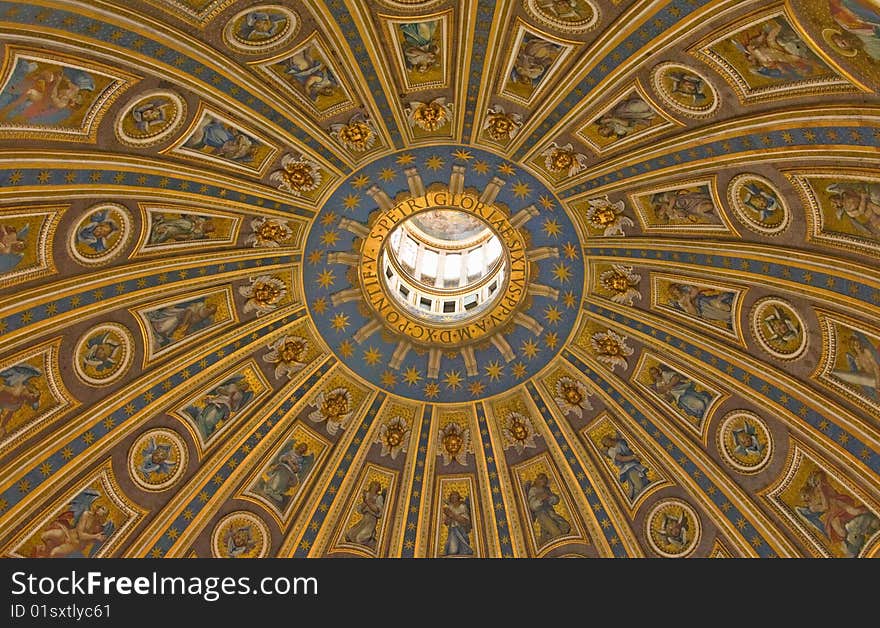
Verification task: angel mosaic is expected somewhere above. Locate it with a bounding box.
[246,216,297,248]
[695,12,846,102]
[268,40,346,110]
[237,9,287,42]
[128,429,187,491]
[539,142,589,178]
[74,208,121,256]
[145,296,220,350]
[399,21,441,74]
[344,480,386,549]
[663,282,736,332]
[0,223,28,274]
[598,264,641,305]
[643,361,717,426]
[600,433,651,501]
[182,374,254,442]
[81,330,124,376]
[733,19,826,81]
[441,491,474,557]
[0,363,41,435]
[405,98,453,133]
[524,472,572,546]
[115,91,186,146]
[656,509,691,550]
[438,422,473,466]
[717,411,772,474]
[834,330,880,402]
[502,411,538,453]
[829,0,880,60]
[590,329,633,371]
[815,316,880,414]
[647,500,700,556]
[264,335,310,379]
[129,98,174,134]
[726,174,790,235]
[0,208,59,286]
[138,435,178,479]
[582,197,634,236]
[69,204,130,266]
[0,207,56,287]
[552,376,593,418]
[825,180,880,239]
[732,418,764,458]
[648,185,717,224]
[252,439,315,507]
[0,58,104,127]
[286,45,339,99]
[182,113,264,166]
[376,415,411,460]
[148,213,217,245]
[790,173,880,256]
[751,299,806,358]
[308,386,354,435]
[652,62,720,118]
[224,523,258,558]
[666,68,710,105]
[30,489,115,558]
[796,468,879,558]
[741,180,783,222]
[240,274,288,316]
[592,96,658,142]
[506,33,564,100]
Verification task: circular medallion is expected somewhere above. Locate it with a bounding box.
[303,145,584,403]
[716,410,773,474]
[374,0,447,10]
[211,511,271,558]
[68,203,132,266]
[73,323,135,386]
[797,0,880,88]
[650,62,719,118]
[646,499,701,557]
[115,90,186,147]
[222,5,299,55]
[128,428,188,491]
[821,28,860,58]
[750,297,807,360]
[522,0,599,33]
[727,174,791,235]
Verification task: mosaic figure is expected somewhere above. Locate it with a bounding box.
[442,491,474,557]
[525,473,572,545]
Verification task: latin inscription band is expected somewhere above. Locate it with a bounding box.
[358,191,529,347]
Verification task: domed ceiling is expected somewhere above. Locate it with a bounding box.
[0,0,878,559]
